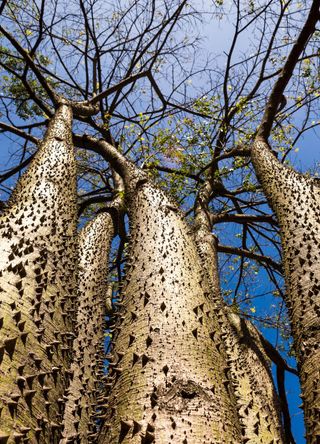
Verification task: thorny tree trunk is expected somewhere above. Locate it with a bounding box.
[98,178,242,443]
[224,311,285,444]
[251,137,320,443]
[61,212,115,443]
[0,105,77,444]
[194,184,285,443]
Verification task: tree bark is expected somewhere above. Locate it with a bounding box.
[61,212,115,443]
[98,178,242,443]
[194,186,285,444]
[224,311,285,444]
[251,137,320,443]
[0,105,77,443]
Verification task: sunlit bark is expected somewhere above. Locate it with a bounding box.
[225,311,284,443]
[98,177,242,443]
[194,186,284,444]
[252,137,320,443]
[0,105,77,443]
[61,213,114,443]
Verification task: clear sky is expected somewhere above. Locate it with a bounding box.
[1,2,319,442]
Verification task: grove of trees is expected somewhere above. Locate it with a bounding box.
[0,0,319,443]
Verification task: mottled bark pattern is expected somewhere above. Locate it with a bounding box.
[225,311,284,443]
[251,137,320,443]
[194,211,284,444]
[61,213,114,443]
[194,182,224,311]
[0,106,77,443]
[98,182,241,444]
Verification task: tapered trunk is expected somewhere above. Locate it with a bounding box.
[0,105,77,443]
[98,180,242,443]
[61,213,114,443]
[61,213,114,444]
[251,137,320,443]
[194,203,284,443]
[224,311,284,443]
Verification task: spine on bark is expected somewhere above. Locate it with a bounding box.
[251,137,320,444]
[98,175,242,443]
[194,193,285,443]
[61,212,115,443]
[0,105,77,443]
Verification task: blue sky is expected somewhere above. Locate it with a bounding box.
[198,4,319,441]
[1,2,319,442]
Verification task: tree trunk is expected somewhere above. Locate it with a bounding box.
[194,191,285,443]
[251,137,320,443]
[224,310,285,443]
[0,105,77,443]
[61,212,115,443]
[98,179,242,443]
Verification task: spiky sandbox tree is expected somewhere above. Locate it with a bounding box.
[0,0,320,443]
[0,105,78,443]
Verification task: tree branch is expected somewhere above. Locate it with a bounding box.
[217,244,282,273]
[257,0,320,139]
[0,121,39,144]
[88,71,150,106]
[0,0,8,15]
[258,335,298,444]
[0,154,34,183]
[0,25,100,116]
[78,195,112,217]
[211,213,277,226]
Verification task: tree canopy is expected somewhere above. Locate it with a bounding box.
[0,0,320,442]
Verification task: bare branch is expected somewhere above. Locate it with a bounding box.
[211,213,277,226]
[257,0,320,139]
[0,0,8,15]
[0,121,39,144]
[88,71,150,106]
[0,155,34,183]
[217,244,282,273]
